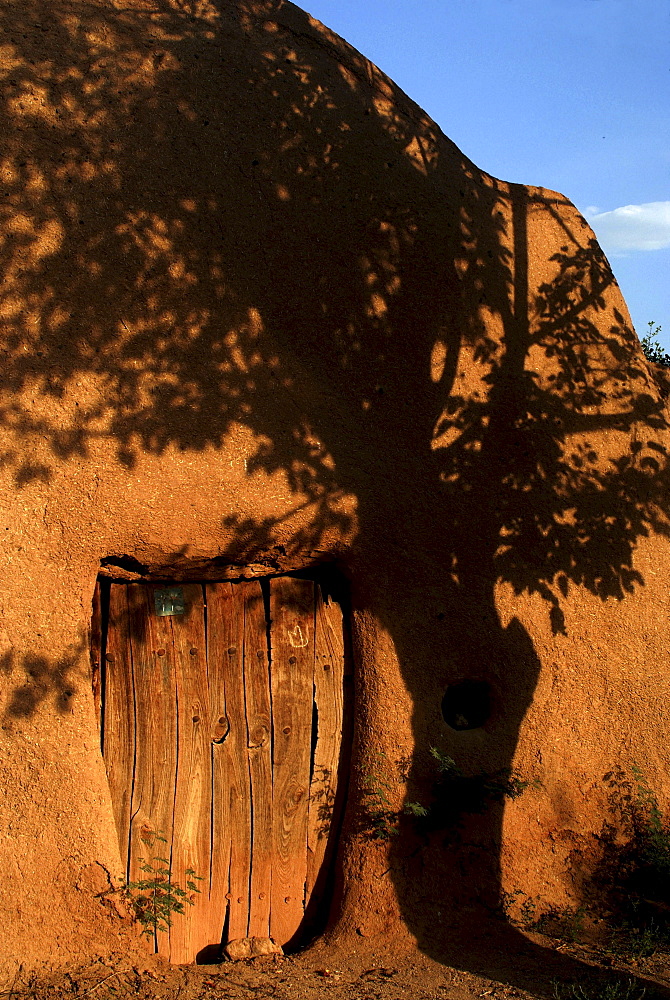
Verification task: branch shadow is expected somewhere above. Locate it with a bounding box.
[1,640,85,720]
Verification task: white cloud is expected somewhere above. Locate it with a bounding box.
[584,201,670,254]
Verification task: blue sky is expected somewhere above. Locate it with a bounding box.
[304,0,670,349]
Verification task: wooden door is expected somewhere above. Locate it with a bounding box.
[97,577,349,964]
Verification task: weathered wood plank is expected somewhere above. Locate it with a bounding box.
[206,582,251,943]
[103,584,135,869]
[269,577,314,947]
[243,581,272,939]
[305,588,345,920]
[205,582,232,955]
[127,584,178,955]
[90,580,103,735]
[168,585,211,964]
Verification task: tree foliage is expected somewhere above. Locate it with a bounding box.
[640,322,670,367]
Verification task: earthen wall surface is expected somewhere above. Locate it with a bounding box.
[1,0,669,980]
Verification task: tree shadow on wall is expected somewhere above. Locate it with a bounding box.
[360,195,670,991]
[1,0,670,991]
[1,642,85,720]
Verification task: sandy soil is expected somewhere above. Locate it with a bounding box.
[9,924,670,1000]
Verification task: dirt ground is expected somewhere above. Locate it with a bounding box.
[9,923,670,1000]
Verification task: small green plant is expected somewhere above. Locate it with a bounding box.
[534,904,586,943]
[412,747,534,837]
[594,766,670,958]
[609,918,669,961]
[499,887,537,927]
[428,744,533,801]
[359,747,533,841]
[519,892,539,930]
[116,831,203,936]
[360,774,402,840]
[403,800,430,818]
[640,321,669,367]
[606,764,670,910]
[629,765,670,882]
[502,889,585,942]
[553,978,645,1000]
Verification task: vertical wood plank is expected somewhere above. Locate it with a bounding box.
[269,577,314,947]
[206,582,251,942]
[305,589,345,916]
[103,584,135,868]
[243,581,272,939]
[90,580,103,735]
[127,584,178,956]
[168,585,211,964]
[205,582,233,953]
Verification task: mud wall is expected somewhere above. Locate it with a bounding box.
[1,0,670,980]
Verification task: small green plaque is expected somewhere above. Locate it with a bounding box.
[154,587,186,617]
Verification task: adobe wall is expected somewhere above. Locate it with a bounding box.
[1,0,669,981]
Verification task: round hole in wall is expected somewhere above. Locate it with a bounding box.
[441,680,491,731]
